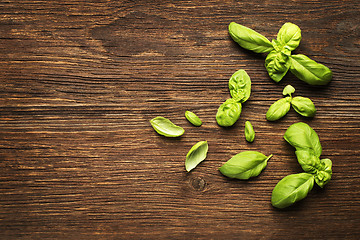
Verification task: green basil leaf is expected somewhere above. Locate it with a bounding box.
[314,158,332,188]
[228,22,274,53]
[284,122,322,157]
[271,173,314,209]
[295,150,321,174]
[291,96,316,117]
[265,50,291,82]
[185,111,202,127]
[150,116,184,137]
[219,151,272,180]
[244,121,255,143]
[276,22,302,51]
[216,98,242,127]
[228,69,251,103]
[185,141,208,172]
[282,85,295,97]
[266,97,291,121]
[290,54,333,85]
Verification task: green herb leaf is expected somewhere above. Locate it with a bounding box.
[314,158,332,188]
[295,150,321,174]
[282,85,295,97]
[185,111,202,127]
[185,141,208,172]
[291,96,316,117]
[244,121,255,143]
[276,22,302,51]
[284,122,322,157]
[219,151,272,180]
[290,54,332,85]
[266,97,292,121]
[271,173,314,209]
[216,98,242,127]
[265,50,291,82]
[228,22,274,53]
[228,69,251,103]
[150,116,184,137]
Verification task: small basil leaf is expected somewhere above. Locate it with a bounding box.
[150,116,185,137]
[276,22,302,51]
[228,69,251,103]
[185,111,202,127]
[282,85,295,97]
[216,98,242,127]
[266,97,291,121]
[219,151,272,180]
[314,158,332,188]
[185,141,208,172]
[271,173,314,209]
[244,121,255,143]
[290,54,332,85]
[265,50,291,82]
[291,96,316,117]
[295,150,321,174]
[284,122,322,157]
[228,22,274,53]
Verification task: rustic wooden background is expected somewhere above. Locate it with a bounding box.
[1,0,359,239]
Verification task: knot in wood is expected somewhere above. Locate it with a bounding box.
[190,176,206,191]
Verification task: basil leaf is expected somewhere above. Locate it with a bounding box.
[265,50,291,82]
[314,158,332,188]
[216,98,242,127]
[284,122,322,157]
[150,116,184,137]
[228,22,274,53]
[282,84,295,97]
[290,54,333,85]
[271,173,314,209]
[276,22,302,51]
[185,111,202,127]
[185,141,208,172]
[244,121,255,143]
[228,69,251,103]
[219,151,272,180]
[295,150,321,174]
[291,96,316,117]
[266,97,291,121]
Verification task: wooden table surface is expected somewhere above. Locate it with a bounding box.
[1,0,359,239]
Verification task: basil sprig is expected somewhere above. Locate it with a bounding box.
[271,122,333,208]
[266,85,316,121]
[229,22,332,85]
[216,69,251,127]
[219,151,273,180]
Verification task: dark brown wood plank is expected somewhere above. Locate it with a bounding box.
[0,0,359,239]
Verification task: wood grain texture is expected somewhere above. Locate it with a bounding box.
[0,0,359,239]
